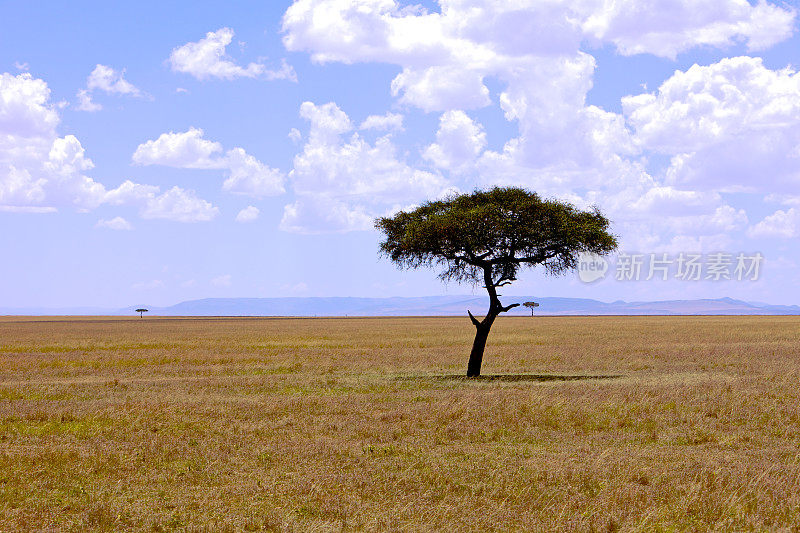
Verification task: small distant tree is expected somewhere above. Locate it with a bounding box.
[523,301,539,316]
[376,187,617,377]
[135,308,148,318]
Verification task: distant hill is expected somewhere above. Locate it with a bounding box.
[5,295,797,316]
[137,296,800,316]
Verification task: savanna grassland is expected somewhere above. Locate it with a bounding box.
[1,316,799,532]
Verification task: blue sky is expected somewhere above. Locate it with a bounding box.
[2,0,800,308]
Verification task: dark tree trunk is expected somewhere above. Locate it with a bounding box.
[465,267,519,377]
[466,306,498,377]
[467,322,491,377]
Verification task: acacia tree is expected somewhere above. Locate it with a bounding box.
[135,308,148,318]
[376,187,617,377]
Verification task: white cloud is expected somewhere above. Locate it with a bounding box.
[170,28,262,80]
[76,89,101,112]
[282,101,447,233]
[211,274,232,287]
[288,127,302,143]
[624,57,800,193]
[423,110,486,172]
[132,128,285,197]
[132,127,224,168]
[235,205,260,223]
[582,0,796,59]
[96,216,133,230]
[102,180,160,206]
[628,187,721,217]
[263,58,298,82]
[280,196,374,234]
[75,64,143,112]
[0,73,113,209]
[169,27,296,82]
[0,205,56,213]
[765,194,800,207]
[0,72,59,138]
[86,64,142,96]
[359,112,404,132]
[140,186,219,223]
[223,147,285,196]
[280,0,795,251]
[299,101,352,144]
[391,66,491,112]
[282,0,794,113]
[747,208,800,238]
[0,72,219,222]
[290,101,446,201]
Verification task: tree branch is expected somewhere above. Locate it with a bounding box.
[501,302,520,313]
[467,310,481,328]
[494,273,516,287]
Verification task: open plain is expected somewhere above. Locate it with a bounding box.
[1,315,799,531]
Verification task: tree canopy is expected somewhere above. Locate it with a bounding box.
[377,187,617,286]
[376,187,617,376]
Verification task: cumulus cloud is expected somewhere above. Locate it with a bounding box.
[280,196,374,234]
[263,58,298,82]
[282,0,794,113]
[75,64,144,111]
[628,187,722,217]
[86,64,142,96]
[359,112,404,132]
[223,148,285,197]
[132,128,285,197]
[423,110,486,172]
[288,127,302,143]
[140,186,218,222]
[132,128,225,168]
[391,66,491,112]
[76,89,101,112]
[0,72,59,138]
[235,205,260,223]
[282,101,447,233]
[624,57,800,193]
[747,208,800,238]
[0,72,218,222]
[169,27,296,81]
[0,73,117,209]
[279,0,797,252]
[96,216,133,230]
[582,0,796,59]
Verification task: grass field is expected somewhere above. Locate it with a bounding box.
[1,315,799,531]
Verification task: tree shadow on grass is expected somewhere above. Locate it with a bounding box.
[397,374,624,383]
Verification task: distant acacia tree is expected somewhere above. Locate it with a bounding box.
[135,308,148,318]
[376,187,617,377]
[523,301,539,316]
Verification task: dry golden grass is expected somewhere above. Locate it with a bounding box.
[1,315,799,531]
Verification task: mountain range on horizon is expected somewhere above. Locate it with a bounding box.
[2,296,800,317]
